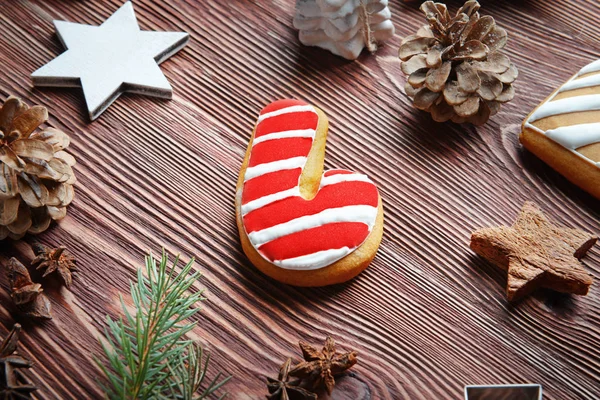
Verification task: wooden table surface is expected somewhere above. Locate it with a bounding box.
[1,0,599,399]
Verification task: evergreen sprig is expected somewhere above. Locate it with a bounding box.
[98,250,230,399]
[168,342,231,399]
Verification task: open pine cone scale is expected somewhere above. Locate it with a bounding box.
[0,96,76,239]
[399,1,517,125]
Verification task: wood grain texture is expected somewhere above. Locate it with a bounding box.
[0,0,599,398]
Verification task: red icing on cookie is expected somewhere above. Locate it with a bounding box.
[248,138,313,167]
[241,99,379,270]
[242,168,301,204]
[260,99,307,114]
[258,223,370,261]
[324,169,354,176]
[244,181,378,233]
[255,113,318,139]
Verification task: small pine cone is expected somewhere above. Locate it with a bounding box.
[7,258,43,305]
[0,96,76,240]
[398,1,518,125]
[7,257,52,319]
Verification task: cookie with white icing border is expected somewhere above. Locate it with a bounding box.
[235,99,384,286]
[521,59,600,199]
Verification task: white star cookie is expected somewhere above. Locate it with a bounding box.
[31,1,189,120]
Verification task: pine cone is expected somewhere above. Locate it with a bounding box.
[0,96,76,240]
[398,1,518,125]
[7,258,52,320]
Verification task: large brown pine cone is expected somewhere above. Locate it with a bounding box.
[399,1,518,125]
[0,96,76,239]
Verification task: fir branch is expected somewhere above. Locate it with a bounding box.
[168,342,232,400]
[97,250,230,399]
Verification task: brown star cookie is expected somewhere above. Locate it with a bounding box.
[470,202,597,301]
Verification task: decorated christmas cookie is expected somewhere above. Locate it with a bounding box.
[521,59,600,199]
[471,202,596,301]
[235,99,384,286]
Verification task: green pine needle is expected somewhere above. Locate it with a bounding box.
[97,250,230,399]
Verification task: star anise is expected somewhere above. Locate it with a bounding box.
[0,324,37,399]
[289,336,358,395]
[31,242,77,288]
[267,358,317,400]
[7,258,52,320]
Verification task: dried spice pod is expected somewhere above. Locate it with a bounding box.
[266,358,317,400]
[398,1,518,125]
[289,336,358,395]
[7,258,52,320]
[0,324,38,398]
[31,242,77,288]
[0,96,76,240]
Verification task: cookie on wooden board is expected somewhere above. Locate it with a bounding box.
[521,59,600,199]
[235,99,384,286]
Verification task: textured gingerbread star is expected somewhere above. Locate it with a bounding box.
[470,202,597,301]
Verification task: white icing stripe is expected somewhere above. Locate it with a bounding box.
[244,157,306,182]
[545,123,600,150]
[252,129,316,146]
[559,74,600,93]
[257,105,316,122]
[578,59,600,76]
[241,187,300,216]
[319,173,372,188]
[241,173,373,216]
[248,205,378,247]
[525,59,600,168]
[273,247,355,270]
[528,95,600,123]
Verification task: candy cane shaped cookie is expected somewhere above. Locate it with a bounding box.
[235,99,384,286]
